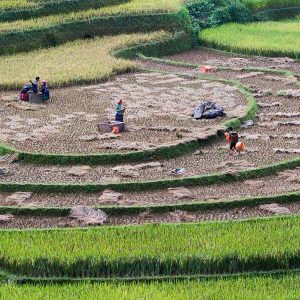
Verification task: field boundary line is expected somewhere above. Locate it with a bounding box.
[8,268,300,285]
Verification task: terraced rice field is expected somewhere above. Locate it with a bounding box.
[0,0,182,26]
[0,216,299,278]
[0,31,171,89]
[241,0,300,11]
[1,273,299,299]
[1,169,299,208]
[0,202,299,229]
[200,18,300,58]
[0,0,299,294]
[0,63,298,180]
[0,49,299,233]
[0,0,34,10]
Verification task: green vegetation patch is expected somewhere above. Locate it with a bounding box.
[1,273,300,299]
[0,0,36,10]
[0,0,127,22]
[0,216,299,277]
[200,19,300,58]
[0,0,184,34]
[0,3,190,57]
[241,0,300,12]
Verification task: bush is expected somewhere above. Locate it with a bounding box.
[227,1,253,22]
[186,0,216,29]
[186,0,252,31]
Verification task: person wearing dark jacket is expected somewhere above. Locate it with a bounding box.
[228,127,239,155]
[40,80,50,101]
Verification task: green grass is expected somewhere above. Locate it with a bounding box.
[0,0,110,11]
[0,0,183,34]
[0,31,170,89]
[0,0,36,10]
[241,0,300,12]
[0,0,127,23]
[200,19,300,58]
[0,273,299,299]
[0,216,299,277]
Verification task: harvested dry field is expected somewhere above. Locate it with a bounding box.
[164,47,300,73]
[0,48,299,230]
[0,73,246,154]
[0,201,299,229]
[0,80,299,184]
[0,168,299,207]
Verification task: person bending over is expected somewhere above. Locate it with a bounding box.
[20,82,31,101]
[228,127,239,155]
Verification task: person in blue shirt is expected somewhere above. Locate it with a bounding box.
[115,99,125,122]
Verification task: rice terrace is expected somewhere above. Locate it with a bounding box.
[0,0,299,298]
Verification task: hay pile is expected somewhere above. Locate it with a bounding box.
[69,206,108,225]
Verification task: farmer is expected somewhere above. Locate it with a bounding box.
[19,82,31,101]
[115,99,125,122]
[40,80,50,101]
[30,76,40,94]
[228,127,239,155]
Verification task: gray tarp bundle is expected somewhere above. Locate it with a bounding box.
[192,101,225,119]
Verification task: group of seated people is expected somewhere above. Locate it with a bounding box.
[20,76,50,102]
